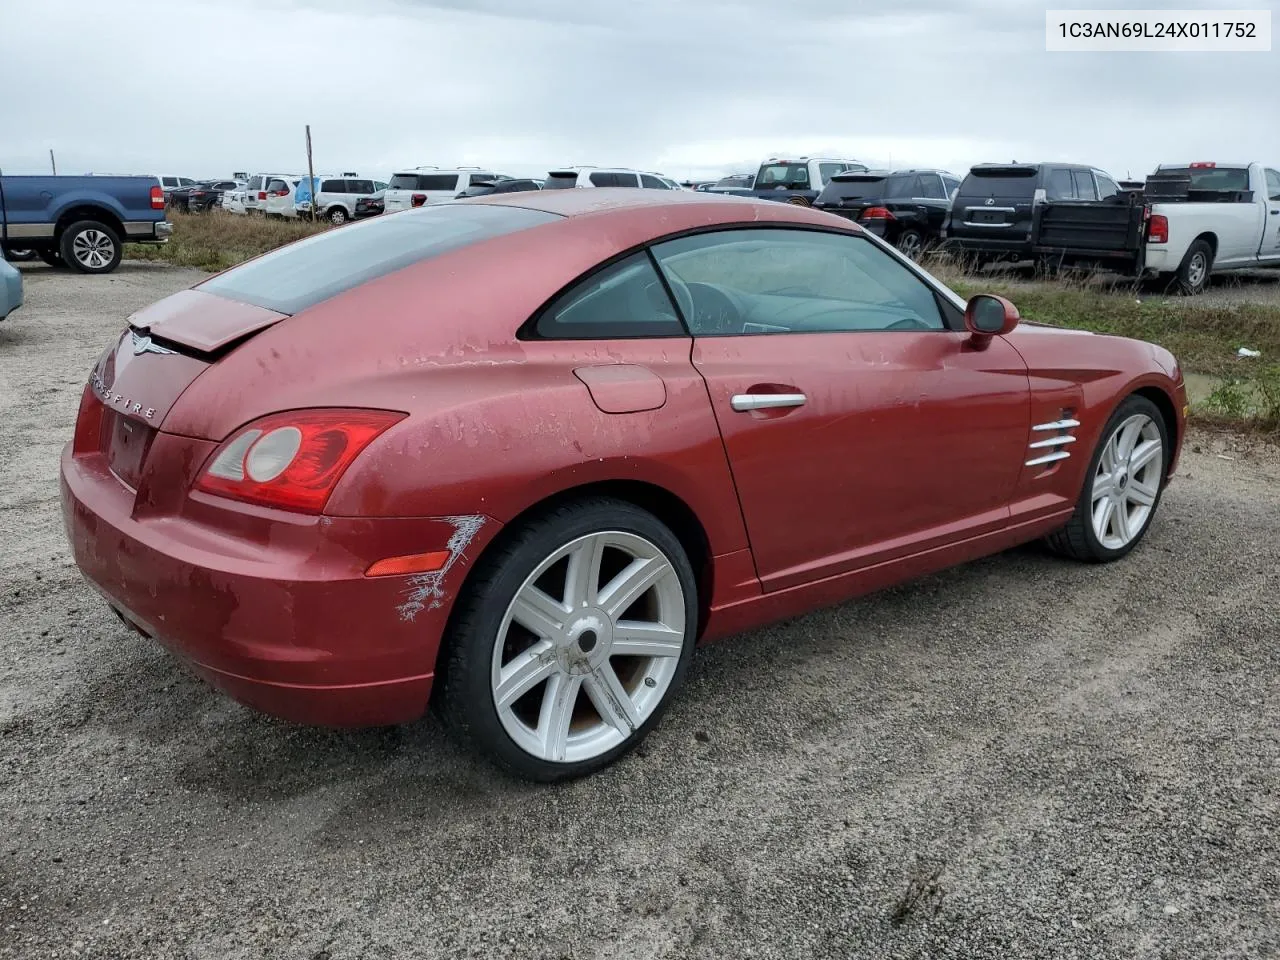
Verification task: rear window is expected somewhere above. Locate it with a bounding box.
[817,175,886,204]
[959,167,1039,198]
[882,175,918,199]
[199,204,562,315]
[756,163,810,187]
[543,172,579,190]
[1163,166,1251,192]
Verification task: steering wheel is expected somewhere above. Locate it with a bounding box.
[886,316,931,331]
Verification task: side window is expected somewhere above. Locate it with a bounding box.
[640,174,669,189]
[180,178,196,186]
[321,179,345,193]
[615,172,640,187]
[1072,170,1098,201]
[351,180,375,194]
[818,162,844,183]
[416,174,460,191]
[1044,167,1076,200]
[248,176,262,190]
[589,172,616,187]
[1266,169,1280,201]
[162,177,178,188]
[650,228,949,336]
[532,252,685,340]
[1095,173,1120,199]
[375,181,387,191]
[918,174,947,199]
[943,176,961,197]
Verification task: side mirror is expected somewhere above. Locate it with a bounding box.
[964,294,1019,347]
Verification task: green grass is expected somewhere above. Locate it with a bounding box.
[128,208,332,272]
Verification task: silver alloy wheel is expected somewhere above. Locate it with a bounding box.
[329,208,347,224]
[898,232,923,260]
[1187,252,1207,288]
[72,229,114,269]
[491,530,687,764]
[1091,414,1163,550]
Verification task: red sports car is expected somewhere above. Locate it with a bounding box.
[60,189,1187,781]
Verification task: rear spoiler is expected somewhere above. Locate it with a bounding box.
[830,172,888,183]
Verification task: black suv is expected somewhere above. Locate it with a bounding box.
[813,169,961,259]
[943,163,1123,261]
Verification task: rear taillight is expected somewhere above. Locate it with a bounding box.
[193,409,406,513]
[411,193,427,207]
[150,185,164,210]
[1189,161,1216,169]
[859,206,895,221]
[258,191,267,200]
[1147,214,1169,244]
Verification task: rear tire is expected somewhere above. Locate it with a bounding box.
[327,206,348,225]
[895,229,925,261]
[3,248,37,262]
[436,497,697,782]
[1174,239,1212,295]
[59,221,122,274]
[1046,394,1169,563]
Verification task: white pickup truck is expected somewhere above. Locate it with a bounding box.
[1031,161,1280,294]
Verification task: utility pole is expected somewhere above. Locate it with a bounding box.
[305,125,317,222]
[49,150,57,175]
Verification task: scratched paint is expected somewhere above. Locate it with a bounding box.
[396,514,486,622]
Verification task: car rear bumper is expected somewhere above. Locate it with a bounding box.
[943,237,1032,256]
[60,440,493,727]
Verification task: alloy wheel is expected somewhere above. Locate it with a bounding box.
[72,230,115,270]
[490,530,687,764]
[1090,414,1163,550]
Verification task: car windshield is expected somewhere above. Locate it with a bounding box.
[199,204,561,315]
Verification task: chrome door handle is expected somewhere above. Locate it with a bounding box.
[730,392,807,412]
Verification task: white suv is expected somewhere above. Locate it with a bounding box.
[245,173,303,215]
[543,167,685,190]
[295,176,386,224]
[383,168,501,211]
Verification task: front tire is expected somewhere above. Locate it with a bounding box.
[437,498,697,782]
[1046,394,1169,562]
[60,221,122,274]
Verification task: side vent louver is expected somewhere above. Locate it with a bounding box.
[1025,417,1080,468]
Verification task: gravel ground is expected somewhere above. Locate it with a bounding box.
[2,262,1279,960]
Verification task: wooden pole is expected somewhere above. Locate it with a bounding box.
[305,125,317,222]
[49,149,57,175]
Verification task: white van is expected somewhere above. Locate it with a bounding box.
[383,167,501,211]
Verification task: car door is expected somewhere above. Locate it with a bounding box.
[650,226,1031,592]
[1259,168,1280,261]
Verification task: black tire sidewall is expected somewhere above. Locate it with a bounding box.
[1176,240,1212,295]
[897,230,924,259]
[1074,395,1170,561]
[59,220,122,274]
[440,499,698,782]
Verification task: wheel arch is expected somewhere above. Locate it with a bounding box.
[54,205,125,241]
[432,477,715,681]
[1190,231,1217,259]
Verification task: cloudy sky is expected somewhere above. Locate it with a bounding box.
[1,0,1276,182]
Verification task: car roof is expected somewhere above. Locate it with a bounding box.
[455,186,865,225]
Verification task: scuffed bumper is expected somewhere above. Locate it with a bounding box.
[60,440,496,727]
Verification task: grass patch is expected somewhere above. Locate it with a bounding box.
[129,209,332,272]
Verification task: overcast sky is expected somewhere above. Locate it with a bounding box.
[1,0,1276,182]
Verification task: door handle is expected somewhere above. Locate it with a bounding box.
[730,392,807,412]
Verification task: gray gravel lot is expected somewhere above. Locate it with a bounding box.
[2,262,1279,960]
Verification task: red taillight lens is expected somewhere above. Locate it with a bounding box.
[1147,214,1169,244]
[411,193,427,207]
[193,409,406,513]
[150,185,164,209]
[258,191,267,200]
[1189,162,1216,169]
[860,206,895,220]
